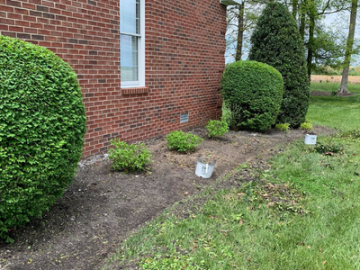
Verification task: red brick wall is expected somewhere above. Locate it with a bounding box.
[0,0,227,157]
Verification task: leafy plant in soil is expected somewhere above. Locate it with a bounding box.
[206,120,229,138]
[108,139,152,172]
[300,121,313,131]
[275,123,290,133]
[166,131,204,152]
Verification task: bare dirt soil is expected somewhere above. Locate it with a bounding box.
[311,75,360,84]
[0,127,334,270]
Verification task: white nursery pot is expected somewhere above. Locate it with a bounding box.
[195,159,216,178]
[304,134,317,145]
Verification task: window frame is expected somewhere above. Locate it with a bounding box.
[120,0,145,88]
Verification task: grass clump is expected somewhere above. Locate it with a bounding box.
[314,141,344,154]
[339,129,360,139]
[275,123,290,133]
[166,130,203,152]
[108,139,152,172]
[206,120,228,138]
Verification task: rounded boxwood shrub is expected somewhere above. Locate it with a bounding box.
[0,36,86,242]
[221,61,283,131]
[249,2,309,127]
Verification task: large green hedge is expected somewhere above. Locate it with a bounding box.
[0,36,86,242]
[221,61,283,131]
[249,2,309,127]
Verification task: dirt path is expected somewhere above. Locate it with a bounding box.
[0,127,334,270]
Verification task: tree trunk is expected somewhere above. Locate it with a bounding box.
[338,0,358,94]
[306,14,315,80]
[235,2,245,61]
[292,0,298,19]
[299,0,306,40]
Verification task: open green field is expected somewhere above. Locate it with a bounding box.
[104,82,360,270]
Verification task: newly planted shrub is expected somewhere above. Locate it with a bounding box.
[221,61,283,131]
[108,140,152,172]
[300,121,313,131]
[0,36,86,242]
[275,123,290,133]
[166,131,204,152]
[206,120,229,138]
[249,2,309,127]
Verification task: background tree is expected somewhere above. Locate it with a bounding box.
[338,0,358,94]
[249,2,309,127]
[226,1,263,61]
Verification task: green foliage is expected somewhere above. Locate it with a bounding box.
[166,131,204,152]
[206,120,229,138]
[300,121,313,131]
[314,141,344,154]
[275,123,290,133]
[340,130,360,139]
[221,60,283,131]
[0,36,86,242]
[108,140,152,172]
[249,2,309,127]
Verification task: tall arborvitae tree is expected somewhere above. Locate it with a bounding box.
[249,2,309,127]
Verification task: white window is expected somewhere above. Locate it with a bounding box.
[120,0,145,88]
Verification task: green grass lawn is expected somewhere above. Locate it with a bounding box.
[307,82,360,131]
[105,83,360,270]
[310,82,360,93]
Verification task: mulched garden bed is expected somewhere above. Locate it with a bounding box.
[0,126,334,270]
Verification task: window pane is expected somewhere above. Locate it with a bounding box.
[120,0,140,34]
[121,35,138,81]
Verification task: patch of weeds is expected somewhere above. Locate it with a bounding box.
[108,139,152,172]
[166,130,204,152]
[314,141,344,154]
[275,123,290,133]
[339,129,360,139]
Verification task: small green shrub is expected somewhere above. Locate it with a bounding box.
[206,120,229,138]
[300,121,313,131]
[221,61,283,131]
[108,140,152,172]
[0,36,86,242]
[166,131,204,152]
[314,142,344,154]
[275,123,290,133]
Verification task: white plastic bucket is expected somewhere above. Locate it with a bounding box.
[304,134,317,145]
[195,159,216,178]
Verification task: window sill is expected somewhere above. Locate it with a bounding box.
[121,87,150,95]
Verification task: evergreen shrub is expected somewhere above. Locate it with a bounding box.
[249,2,310,127]
[221,61,283,131]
